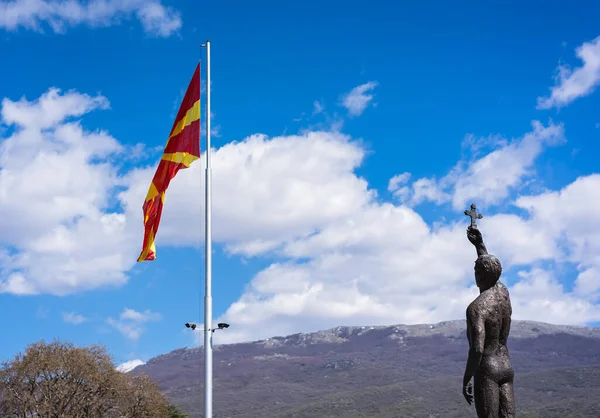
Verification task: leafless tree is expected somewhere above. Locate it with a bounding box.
[0,340,176,417]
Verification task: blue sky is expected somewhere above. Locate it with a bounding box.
[1,0,600,370]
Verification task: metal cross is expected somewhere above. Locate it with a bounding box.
[464,203,483,229]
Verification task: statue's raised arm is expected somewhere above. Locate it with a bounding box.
[467,226,488,257]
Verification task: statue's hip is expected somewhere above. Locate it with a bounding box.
[477,354,514,384]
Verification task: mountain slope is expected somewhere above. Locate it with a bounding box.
[133,320,600,417]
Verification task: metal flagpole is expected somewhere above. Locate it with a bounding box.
[203,39,213,418]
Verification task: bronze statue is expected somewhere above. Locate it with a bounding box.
[462,224,516,418]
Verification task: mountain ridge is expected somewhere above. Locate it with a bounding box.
[146,319,600,362]
[134,320,600,417]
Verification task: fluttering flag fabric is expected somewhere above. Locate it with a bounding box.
[137,63,201,262]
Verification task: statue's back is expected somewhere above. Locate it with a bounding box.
[497,282,512,348]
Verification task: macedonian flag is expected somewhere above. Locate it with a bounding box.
[137,63,201,262]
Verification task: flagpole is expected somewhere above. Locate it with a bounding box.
[203,39,213,418]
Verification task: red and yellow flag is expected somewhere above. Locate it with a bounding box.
[137,64,201,262]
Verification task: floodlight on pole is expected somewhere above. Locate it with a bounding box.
[184,322,231,333]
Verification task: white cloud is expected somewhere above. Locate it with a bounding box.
[119,307,161,322]
[107,308,161,341]
[387,172,410,192]
[340,81,378,116]
[411,177,450,206]
[217,173,600,344]
[0,88,135,296]
[575,267,600,299]
[514,174,600,269]
[116,359,145,373]
[0,0,182,37]
[1,88,110,129]
[312,100,324,115]
[509,268,600,323]
[449,121,564,209]
[537,36,600,109]
[62,311,87,324]
[119,130,374,257]
[392,120,565,210]
[0,87,376,295]
[2,87,600,348]
[388,172,412,203]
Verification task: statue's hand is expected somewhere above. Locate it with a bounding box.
[462,381,474,405]
[467,227,483,246]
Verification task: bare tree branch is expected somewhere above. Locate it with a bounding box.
[0,340,173,417]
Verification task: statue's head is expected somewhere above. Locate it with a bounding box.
[474,254,502,289]
[471,203,476,210]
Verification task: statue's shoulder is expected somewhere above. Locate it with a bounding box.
[466,296,486,315]
[496,281,508,290]
[495,281,511,296]
[467,290,499,318]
